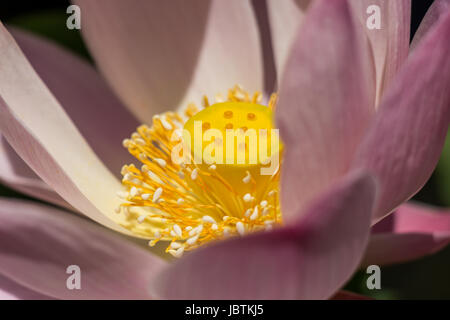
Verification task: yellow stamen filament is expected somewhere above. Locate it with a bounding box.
[117,85,282,258]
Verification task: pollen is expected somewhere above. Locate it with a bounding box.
[117,85,282,258]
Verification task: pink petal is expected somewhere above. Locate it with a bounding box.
[0,198,168,299]
[150,172,376,299]
[0,135,70,209]
[0,23,134,233]
[349,0,411,102]
[362,202,450,266]
[411,0,450,50]
[0,274,53,300]
[352,11,450,223]
[74,0,263,122]
[276,0,374,223]
[266,0,312,75]
[10,28,139,179]
[1,27,138,209]
[251,0,277,94]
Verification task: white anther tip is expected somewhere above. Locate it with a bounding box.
[243,193,253,202]
[202,215,216,224]
[191,168,199,180]
[137,215,147,224]
[170,242,182,249]
[130,186,139,197]
[152,187,163,203]
[173,224,182,237]
[169,247,184,258]
[175,247,184,258]
[236,221,245,236]
[135,138,146,146]
[154,158,167,167]
[161,116,173,130]
[186,235,199,245]
[250,207,259,221]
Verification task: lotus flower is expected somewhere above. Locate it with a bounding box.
[0,0,449,300]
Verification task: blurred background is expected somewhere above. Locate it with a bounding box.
[0,0,449,299]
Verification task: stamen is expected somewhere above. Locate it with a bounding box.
[236,221,246,236]
[202,215,216,224]
[250,207,259,221]
[152,187,163,203]
[118,85,282,257]
[243,171,252,184]
[243,193,254,202]
[191,168,199,180]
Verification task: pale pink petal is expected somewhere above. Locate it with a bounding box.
[0,23,138,234]
[410,0,450,50]
[0,274,53,300]
[349,0,411,102]
[10,28,139,178]
[0,135,71,209]
[352,11,450,223]
[276,0,374,223]
[362,202,450,266]
[0,27,138,208]
[266,0,312,75]
[74,0,263,122]
[0,198,168,299]
[150,172,376,299]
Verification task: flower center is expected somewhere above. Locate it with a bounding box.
[117,85,282,257]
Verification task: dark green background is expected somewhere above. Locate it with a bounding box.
[1,0,449,299]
